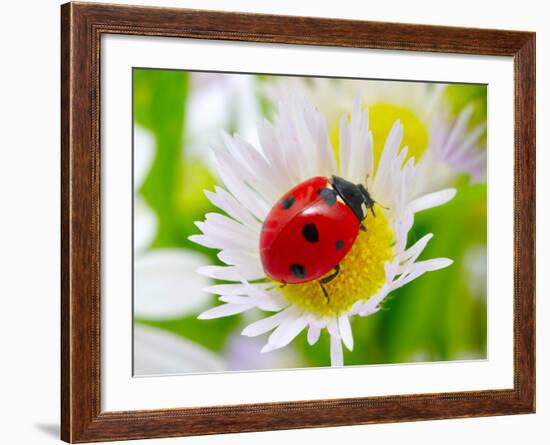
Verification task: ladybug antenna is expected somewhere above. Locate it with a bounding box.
[332,175,389,221]
[357,183,389,216]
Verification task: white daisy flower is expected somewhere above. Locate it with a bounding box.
[422,104,486,186]
[191,93,455,366]
[266,78,486,192]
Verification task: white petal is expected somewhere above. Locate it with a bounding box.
[197,303,254,320]
[338,314,354,351]
[257,119,296,191]
[407,188,456,213]
[301,96,336,176]
[375,120,403,183]
[217,294,287,312]
[414,257,454,271]
[204,212,260,238]
[356,285,391,317]
[445,123,486,165]
[133,324,224,375]
[204,283,270,296]
[330,334,344,367]
[134,249,210,319]
[191,227,256,252]
[241,307,291,337]
[307,324,321,345]
[384,259,400,282]
[193,213,259,252]
[254,296,289,312]
[188,234,222,250]
[218,249,261,268]
[439,105,474,159]
[458,150,487,173]
[326,319,340,338]
[391,258,453,291]
[307,104,338,176]
[212,152,269,221]
[219,295,257,305]
[338,113,351,177]
[270,100,301,181]
[276,96,311,181]
[204,282,286,311]
[260,343,279,353]
[399,233,433,265]
[240,282,289,311]
[347,98,374,183]
[269,314,308,348]
[204,186,260,230]
[395,210,414,253]
[197,265,264,281]
[221,133,283,205]
[264,315,308,351]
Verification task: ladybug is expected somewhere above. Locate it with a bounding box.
[259,175,378,300]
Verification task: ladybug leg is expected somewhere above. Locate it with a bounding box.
[360,222,367,232]
[320,264,340,284]
[318,264,341,303]
[319,282,330,303]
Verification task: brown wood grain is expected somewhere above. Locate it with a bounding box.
[60,2,536,443]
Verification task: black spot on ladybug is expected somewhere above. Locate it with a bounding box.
[302,224,319,243]
[318,188,337,206]
[290,263,307,278]
[281,196,295,210]
[335,240,345,250]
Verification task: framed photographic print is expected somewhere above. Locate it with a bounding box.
[61,2,535,442]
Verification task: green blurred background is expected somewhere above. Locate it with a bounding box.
[133,68,487,372]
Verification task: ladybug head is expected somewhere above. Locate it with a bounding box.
[331,175,373,222]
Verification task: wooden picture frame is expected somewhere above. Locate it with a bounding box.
[61,2,535,442]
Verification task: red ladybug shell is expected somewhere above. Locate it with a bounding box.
[259,176,360,284]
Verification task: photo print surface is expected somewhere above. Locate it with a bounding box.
[132,69,487,376]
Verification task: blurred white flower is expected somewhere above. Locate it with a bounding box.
[133,125,211,320]
[266,78,486,192]
[185,73,261,165]
[134,125,157,252]
[134,324,224,375]
[224,334,301,371]
[425,104,486,185]
[134,249,211,319]
[191,94,454,366]
[463,245,487,300]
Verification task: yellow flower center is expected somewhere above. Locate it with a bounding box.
[330,102,429,168]
[281,207,395,317]
[369,103,429,164]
